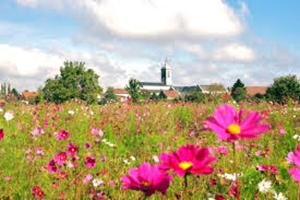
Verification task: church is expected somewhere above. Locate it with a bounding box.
[113,59,227,101]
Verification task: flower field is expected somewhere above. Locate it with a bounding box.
[0,100,299,199]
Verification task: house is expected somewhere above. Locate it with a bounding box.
[162,89,180,100]
[113,88,130,102]
[246,86,268,96]
[22,90,38,101]
[199,84,227,94]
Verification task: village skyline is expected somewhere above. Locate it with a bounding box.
[0,0,299,91]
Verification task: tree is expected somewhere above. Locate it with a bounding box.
[184,91,205,103]
[126,79,142,103]
[11,88,20,98]
[41,61,102,104]
[158,91,167,100]
[101,87,117,104]
[231,79,246,102]
[265,75,300,104]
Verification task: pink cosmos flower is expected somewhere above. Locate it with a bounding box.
[54,152,68,166]
[85,156,96,169]
[121,162,172,197]
[287,145,300,182]
[204,104,270,142]
[32,185,45,199]
[32,127,44,137]
[91,127,104,137]
[0,129,3,141]
[66,143,78,157]
[47,159,58,174]
[159,144,216,177]
[83,174,93,184]
[56,130,70,140]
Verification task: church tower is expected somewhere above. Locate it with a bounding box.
[161,58,172,86]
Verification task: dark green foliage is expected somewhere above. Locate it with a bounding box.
[41,61,102,104]
[266,75,300,104]
[231,79,246,102]
[126,78,142,103]
[101,87,117,104]
[150,92,159,100]
[184,91,205,103]
[158,91,167,99]
[11,88,20,98]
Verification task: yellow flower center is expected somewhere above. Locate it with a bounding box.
[142,181,151,187]
[179,161,193,170]
[227,124,241,135]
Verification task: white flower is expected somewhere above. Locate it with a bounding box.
[258,179,272,193]
[152,155,159,163]
[218,173,238,181]
[68,110,75,115]
[130,156,136,161]
[66,161,75,168]
[4,111,14,121]
[123,159,130,165]
[293,134,299,139]
[92,178,104,188]
[273,192,287,200]
[0,108,3,112]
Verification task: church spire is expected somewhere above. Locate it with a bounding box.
[161,57,172,85]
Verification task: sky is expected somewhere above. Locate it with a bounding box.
[0,0,299,91]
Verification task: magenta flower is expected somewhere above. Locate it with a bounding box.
[159,144,216,177]
[66,143,78,157]
[287,145,300,182]
[85,156,96,168]
[0,129,3,141]
[54,152,68,166]
[47,159,58,174]
[204,104,270,142]
[56,130,70,140]
[121,162,172,197]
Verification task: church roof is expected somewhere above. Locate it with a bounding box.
[174,85,201,93]
[141,82,166,86]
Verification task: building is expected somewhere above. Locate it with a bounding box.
[112,88,130,102]
[22,90,39,101]
[140,58,173,92]
[246,86,268,96]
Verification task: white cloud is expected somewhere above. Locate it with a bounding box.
[213,43,256,62]
[16,0,243,39]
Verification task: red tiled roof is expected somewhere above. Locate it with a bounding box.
[246,86,268,96]
[113,88,128,95]
[22,91,38,99]
[163,90,180,98]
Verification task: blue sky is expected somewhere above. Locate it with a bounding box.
[0,0,299,90]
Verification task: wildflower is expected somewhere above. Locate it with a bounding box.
[35,148,44,156]
[93,178,104,187]
[47,159,58,174]
[130,156,136,161]
[152,155,160,163]
[54,152,68,166]
[32,127,44,137]
[91,127,104,137]
[258,179,272,193]
[287,144,300,182]
[0,129,4,141]
[256,164,279,175]
[56,130,70,140]
[4,111,14,121]
[229,181,239,198]
[67,143,79,157]
[68,110,75,115]
[83,174,93,184]
[32,185,45,199]
[218,173,238,181]
[123,159,130,165]
[85,156,96,168]
[204,104,270,142]
[159,144,216,177]
[273,192,287,200]
[121,162,172,197]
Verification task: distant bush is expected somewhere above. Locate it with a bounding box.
[266,75,300,104]
[184,91,205,103]
[101,87,117,105]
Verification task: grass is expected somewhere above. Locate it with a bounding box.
[0,100,299,199]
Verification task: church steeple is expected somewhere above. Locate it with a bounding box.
[161,57,172,86]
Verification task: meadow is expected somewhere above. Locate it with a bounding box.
[0,100,299,199]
